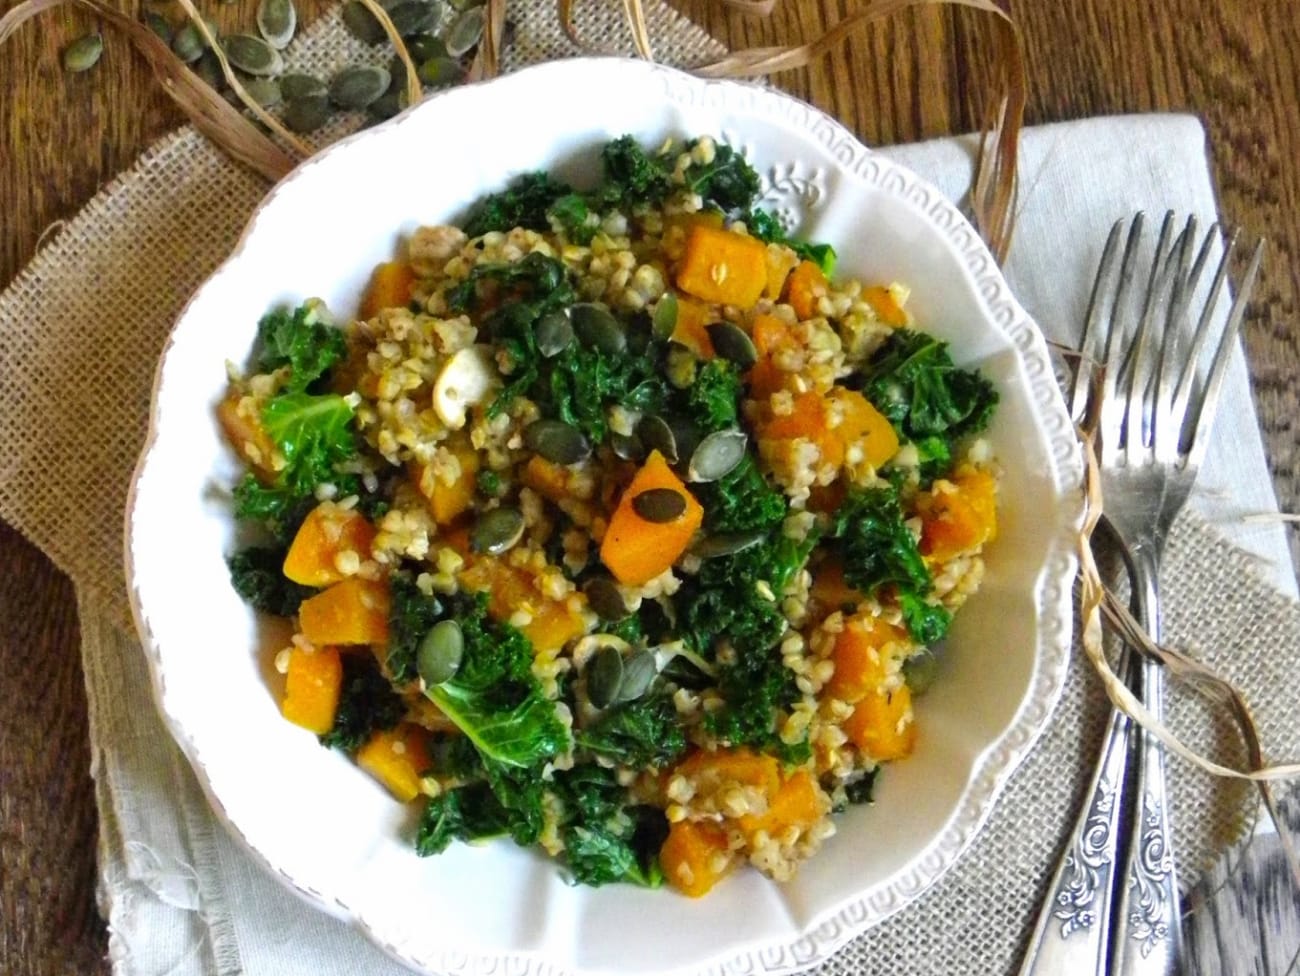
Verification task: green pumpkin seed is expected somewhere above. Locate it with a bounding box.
[417,619,464,686]
[367,86,408,122]
[535,310,574,358]
[615,649,657,702]
[584,577,628,621]
[688,428,747,483]
[387,0,440,36]
[406,32,447,61]
[417,55,463,88]
[524,419,590,465]
[444,4,485,56]
[636,415,677,464]
[667,416,701,464]
[282,93,332,133]
[571,303,626,356]
[329,65,390,109]
[224,33,283,76]
[691,530,767,560]
[903,649,940,695]
[63,33,103,72]
[240,76,282,108]
[470,506,525,555]
[256,0,296,48]
[171,23,205,63]
[587,645,624,709]
[144,13,172,46]
[193,49,223,89]
[632,487,687,523]
[651,293,678,342]
[279,72,326,100]
[341,0,387,43]
[707,322,758,370]
[609,432,644,462]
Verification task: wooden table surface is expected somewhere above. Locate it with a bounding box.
[2,2,1297,973]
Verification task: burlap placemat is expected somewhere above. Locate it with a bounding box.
[2,4,1299,973]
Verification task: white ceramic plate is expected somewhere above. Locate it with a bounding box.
[127,57,1083,976]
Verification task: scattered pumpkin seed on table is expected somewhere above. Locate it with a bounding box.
[62,33,103,73]
[387,0,441,37]
[279,72,326,100]
[367,87,408,122]
[171,23,206,63]
[240,76,282,108]
[282,93,331,133]
[406,32,447,61]
[256,0,297,50]
[193,49,224,89]
[418,56,462,89]
[224,33,284,76]
[444,4,486,56]
[341,0,387,44]
[143,13,172,46]
[329,65,391,110]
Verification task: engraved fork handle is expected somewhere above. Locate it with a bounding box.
[1111,542,1182,975]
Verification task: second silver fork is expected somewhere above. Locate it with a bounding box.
[1019,212,1264,976]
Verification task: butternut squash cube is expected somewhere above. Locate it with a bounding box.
[845,685,916,761]
[411,438,480,525]
[675,225,768,310]
[281,644,343,734]
[918,468,999,562]
[356,723,432,802]
[824,614,910,704]
[283,503,376,587]
[600,450,703,586]
[298,577,391,647]
[358,260,416,320]
[661,819,734,898]
[739,770,823,839]
[783,259,828,320]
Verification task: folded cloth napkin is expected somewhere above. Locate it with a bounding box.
[2,9,1298,973]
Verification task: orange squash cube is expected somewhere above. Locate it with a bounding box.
[282,503,376,587]
[298,577,391,647]
[411,438,480,525]
[675,225,769,310]
[830,388,899,470]
[281,644,343,734]
[600,450,703,586]
[918,468,998,562]
[863,284,909,326]
[356,723,432,802]
[677,746,781,798]
[217,390,278,480]
[845,685,916,761]
[824,614,910,704]
[458,556,586,653]
[739,770,823,839]
[763,243,800,299]
[783,260,828,320]
[358,260,416,320]
[670,295,717,359]
[661,819,734,898]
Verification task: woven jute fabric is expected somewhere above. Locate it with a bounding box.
[2,5,1299,975]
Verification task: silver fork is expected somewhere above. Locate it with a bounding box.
[1019,212,1264,976]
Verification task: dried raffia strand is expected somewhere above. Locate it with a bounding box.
[622,0,654,60]
[1073,391,1300,890]
[0,0,294,181]
[170,0,312,158]
[354,0,421,106]
[467,0,506,82]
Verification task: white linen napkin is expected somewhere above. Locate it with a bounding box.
[84,113,1296,976]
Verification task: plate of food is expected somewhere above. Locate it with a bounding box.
[126,56,1083,976]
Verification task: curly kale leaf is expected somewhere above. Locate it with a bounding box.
[547,342,670,443]
[320,653,405,752]
[461,171,577,238]
[254,301,347,392]
[744,208,837,276]
[681,359,742,433]
[598,135,761,214]
[231,474,315,545]
[416,780,518,855]
[695,456,787,534]
[576,694,687,769]
[260,392,358,496]
[386,575,445,685]
[859,330,998,468]
[599,135,674,208]
[898,590,952,645]
[226,545,315,616]
[683,141,762,212]
[447,251,573,316]
[563,809,666,888]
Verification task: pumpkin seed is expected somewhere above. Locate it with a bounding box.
[279,72,326,100]
[535,310,574,358]
[341,0,386,43]
[691,529,766,559]
[667,416,701,464]
[171,23,206,63]
[387,0,440,36]
[417,619,464,686]
[470,506,525,555]
[584,577,628,621]
[417,56,463,88]
[688,428,747,483]
[444,4,486,56]
[367,86,407,122]
[636,414,677,464]
[587,645,624,709]
[571,303,626,356]
[282,93,332,133]
[903,649,940,695]
[329,64,390,109]
[193,49,223,89]
[707,322,758,370]
[223,33,283,76]
[256,0,296,49]
[632,487,687,523]
[406,32,446,61]
[615,649,658,702]
[651,293,678,342]
[241,76,282,107]
[144,13,172,46]
[524,419,590,465]
[609,432,644,462]
[63,32,103,72]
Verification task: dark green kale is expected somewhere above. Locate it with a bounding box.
[599,135,674,208]
[320,653,405,752]
[543,765,668,887]
[385,575,445,685]
[260,391,358,496]
[859,330,998,476]
[447,251,573,317]
[744,208,837,276]
[475,468,502,498]
[681,359,742,433]
[575,693,688,769]
[898,591,952,645]
[231,475,315,545]
[461,171,577,238]
[226,546,315,616]
[416,781,516,855]
[844,769,879,806]
[254,302,347,392]
[596,135,761,214]
[547,342,670,442]
[695,456,787,534]
[683,141,762,213]
[545,192,595,243]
